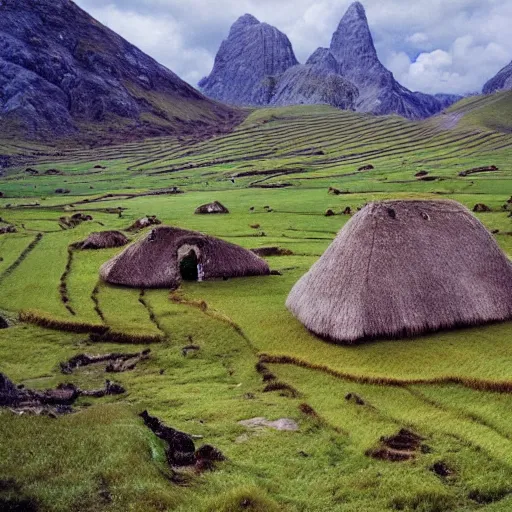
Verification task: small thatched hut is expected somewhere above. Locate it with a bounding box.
[74,231,129,250]
[100,226,270,288]
[195,201,229,214]
[286,200,512,344]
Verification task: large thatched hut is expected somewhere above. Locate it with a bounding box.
[73,231,129,250]
[286,200,512,344]
[100,226,270,288]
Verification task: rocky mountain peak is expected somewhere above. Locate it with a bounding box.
[330,2,379,73]
[199,15,298,105]
[229,13,260,35]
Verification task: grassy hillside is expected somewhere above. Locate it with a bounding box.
[1,105,512,511]
[444,91,512,132]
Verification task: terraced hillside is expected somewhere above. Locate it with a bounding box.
[1,104,512,511]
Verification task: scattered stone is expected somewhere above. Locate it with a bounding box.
[358,164,374,171]
[55,188,71,194]
[431,461,454,478]
[126,216,161,232]
[473,203,491,213]
[0,372,124,415]
[25,168,39,175]
[140,410,196,466]
[0,225,16,235]
[59,213,92,229]
[459,165,498,177]
[61,349,150,374]
[367,429,424,462]
[182,345,201,357]
[140,410,224,471]
[345,392,365,405]
[270,270,283,276]
[238,417,299,431]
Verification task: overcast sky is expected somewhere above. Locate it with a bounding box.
[75,0,512,95]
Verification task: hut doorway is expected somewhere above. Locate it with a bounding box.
[179,250,199,281]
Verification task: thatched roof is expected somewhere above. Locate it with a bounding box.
[286,200,512,344]
[195,201,229,214]
[74,231,129,250]
[100,226,270,288]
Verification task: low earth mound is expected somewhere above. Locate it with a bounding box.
[73,231,129,250]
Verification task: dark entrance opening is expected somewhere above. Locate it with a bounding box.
[179,250,198,281]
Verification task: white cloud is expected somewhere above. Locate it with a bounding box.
[407,32,429,45]
[74,0,512,95]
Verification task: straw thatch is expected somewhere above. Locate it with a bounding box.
[286,200,512,344]
[100,226,270,288]
[73,231,129,250]
[195,201,229,214]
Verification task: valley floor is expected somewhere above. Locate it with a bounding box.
[1,105,512,511]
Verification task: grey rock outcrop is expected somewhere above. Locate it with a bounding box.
[0,0,237,141]
[483,61,512,94]
[270,64,358,110]
[199,14,299,105]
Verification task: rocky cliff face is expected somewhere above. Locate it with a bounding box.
[0,0,238,141]
[483,61,512,94]
[270,63,358,110]
[201,2,458,120]
[329,2,442,119]
[198,14,299,105]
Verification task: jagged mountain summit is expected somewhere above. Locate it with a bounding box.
[328,2,441,118]
[198,14,299,106]
[0,0,238,142]
[200,2,458,120]
[483,60,512,94]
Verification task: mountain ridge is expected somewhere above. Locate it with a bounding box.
[0,0,241,143]
[199,2,461,120]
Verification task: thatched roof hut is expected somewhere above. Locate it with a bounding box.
[100,226,270,288]
[74,231,129,250]
[195,201,229,214]
[286,200,512,344]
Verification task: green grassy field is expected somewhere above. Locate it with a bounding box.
[1,103,512,511]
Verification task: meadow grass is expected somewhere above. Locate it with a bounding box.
[1,103,512,510]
